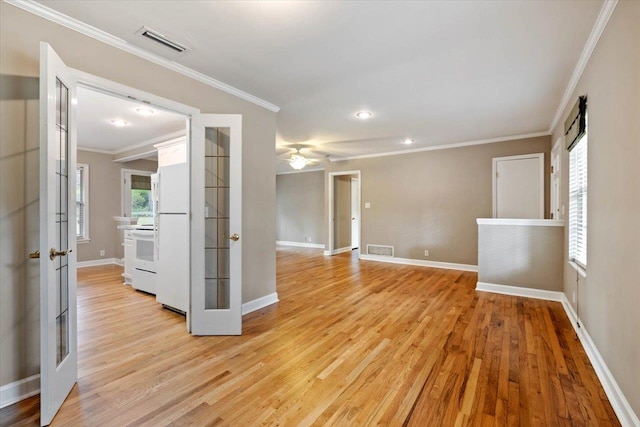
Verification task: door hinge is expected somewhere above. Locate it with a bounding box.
[551,165,554,174]
[495,172,499,178]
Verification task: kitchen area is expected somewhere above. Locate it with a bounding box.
[120,138,189,317]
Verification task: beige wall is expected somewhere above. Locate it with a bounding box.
[276,171,325,245]
[77,150,157,262]
[551,1,640,416]
[333,175,352,249]
[326,136,551,265]
[0,75,40,386]
[478,224,564,291]
[0,2,276,388]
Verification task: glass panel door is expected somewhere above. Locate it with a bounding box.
[40,42,78,427]
[191,114,242,335]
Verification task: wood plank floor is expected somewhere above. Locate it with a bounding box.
[1,247,619,426]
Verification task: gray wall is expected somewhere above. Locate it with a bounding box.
[326,136,551,265]
[478,223,564,291]
[276,170,324,245]
[0,1,276,388]
[551,1,640,416]
[333,175,352,249]
[77,150,157,262]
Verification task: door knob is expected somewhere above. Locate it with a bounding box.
[29,250,40,259]
[224,233,240,241]
[50,248,72,260]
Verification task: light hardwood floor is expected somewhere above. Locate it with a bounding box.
[1,247,620,426]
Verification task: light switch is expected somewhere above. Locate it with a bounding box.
[364,202,371,209]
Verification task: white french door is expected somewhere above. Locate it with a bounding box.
[39,42,78,426]
[190,115,242,335]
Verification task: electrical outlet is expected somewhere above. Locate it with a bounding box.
[364,202,371,209]
[99,250,105,257]
[572,291,576,303]
[305,237,311,243]
[424,250,429,257]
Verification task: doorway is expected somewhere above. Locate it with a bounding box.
[327,170,361,255]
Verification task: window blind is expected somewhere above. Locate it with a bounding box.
[76,165,88,239]
[568,135,587,268]
[131,174,151,190]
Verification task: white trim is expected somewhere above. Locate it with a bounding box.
[476,218,565,227]
[360,254,478,272]
[329,132,549,162]
[76,146,113,155]
[241,292,279,316]
[114,130,186,155]
[492,153,544,219]
[560,296,640,427]
[0,374,40,409]
[276,167,325,176]
[77,258,120,268]
[475,282,564,301]
[548,0,619,132]
[5,0,280,113]
[276,240,325,249]
[568,261,587,279]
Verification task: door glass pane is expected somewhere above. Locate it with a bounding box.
[55,78,70,365]
[204,127,231,310]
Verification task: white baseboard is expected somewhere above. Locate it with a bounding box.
[560,296,640,427]
[114,258,124,266]
[475,282,564,301]
[0,374,39,409]
[242,292,279,315]
[324,246,354,256]
[477,282,640,426]
[276,240,325,249]
[77,258,120,268]
[360,254,478,272]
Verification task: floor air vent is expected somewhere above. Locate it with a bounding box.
[366,244,394,257]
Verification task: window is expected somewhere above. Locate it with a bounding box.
[76,164,89,241]
[568,125,587,269]
[122,170,154,221]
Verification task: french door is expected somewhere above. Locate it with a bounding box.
[190,115,243,335]
[39,42,78,426]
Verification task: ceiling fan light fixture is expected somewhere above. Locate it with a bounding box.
[290,154,308,170]
[356,111,372,119]
[403,138,414,145]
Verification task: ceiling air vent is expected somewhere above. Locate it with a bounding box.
[136,26,190,53]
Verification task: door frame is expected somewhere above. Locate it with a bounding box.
[492,153,544,219]
[326,170,361,256]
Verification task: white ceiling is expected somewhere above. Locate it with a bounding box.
[77,87,185,154]
[38,0,604,167]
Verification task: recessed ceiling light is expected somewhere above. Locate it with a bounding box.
[356,111,372,119]
[403,138,414,145]
[110,119,129,127]
[136,107,155,116]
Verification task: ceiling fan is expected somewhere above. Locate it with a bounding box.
[279,144,328,170]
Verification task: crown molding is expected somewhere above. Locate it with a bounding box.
[329,131,550,162]
[114,129,186,155]
[77,146,114,155]
[4,0,280,113]
[276,166,325,175]
[548,0,618,133]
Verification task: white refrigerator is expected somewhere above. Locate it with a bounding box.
[155,162,189,314]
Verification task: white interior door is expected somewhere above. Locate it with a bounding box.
[351,178,360,249]
[191,114,242,335]
[39,42,78,426]
[493,153,544,219]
